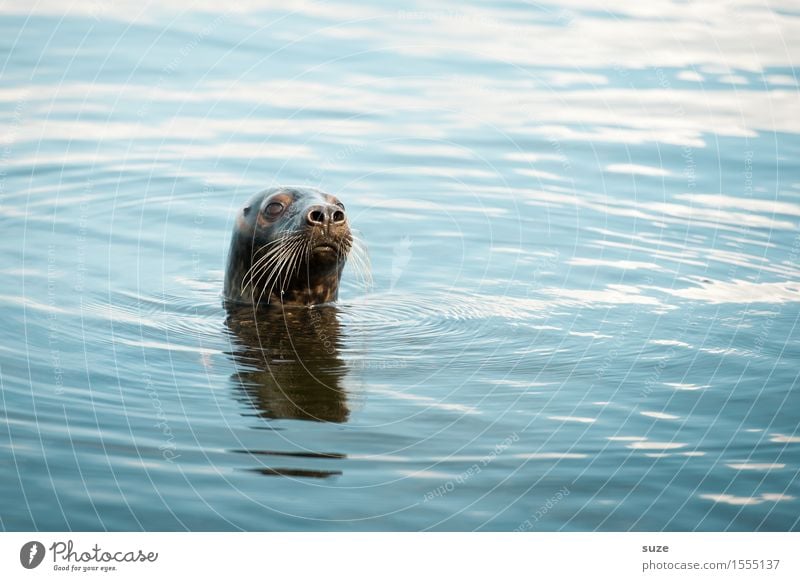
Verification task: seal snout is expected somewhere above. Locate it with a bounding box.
[306,204,346,227]
[305,202,350,255]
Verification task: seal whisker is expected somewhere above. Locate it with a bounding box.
[249,237,296,301]
[248,249,290,297]
[284,238,307,298]
[346,233,372,289]
[241,232,302,293]
[277,238,302,288]
[264,236,307,305]
[243,246,290,294]
[258,237,304,305]
[245,251,289,297]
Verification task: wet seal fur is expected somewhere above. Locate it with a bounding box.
[224,186,352,307]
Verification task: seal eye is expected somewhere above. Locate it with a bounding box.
[265,202,284,217]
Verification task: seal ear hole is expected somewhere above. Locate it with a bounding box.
[243,205,251,216]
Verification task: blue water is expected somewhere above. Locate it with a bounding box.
[1,1,799,531]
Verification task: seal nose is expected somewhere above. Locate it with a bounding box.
[306,204,346,226]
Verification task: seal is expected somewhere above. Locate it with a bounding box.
[224,186,352,307]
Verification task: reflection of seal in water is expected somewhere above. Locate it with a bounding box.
[224,186,352,307]
[226,305,350,423]
[225,306,350,478]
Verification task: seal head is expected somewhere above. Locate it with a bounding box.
[224,186,351,307]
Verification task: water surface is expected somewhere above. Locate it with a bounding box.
[1,0,799,531]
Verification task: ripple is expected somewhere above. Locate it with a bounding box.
[649,340,692,348]
[640,411,680,420]
[726,463,786,471]
[568,331,613,339]
[663,382,708,391]
[246,467,342,479]
[112,337,219,356]
[541,284,666,308]
[0,294,69,314]
[340,290,552,352]
[548,415,597,424]
[627,441,688,450]
[372,387,479,416]
[231,449,346,460]
[81,289,224,341]
[699,493,795,506]
[769,434,800,444]
[568,258,665,271]
[515,452,588,460]
[675,193,800,217]
[658,278,800,304]
[605,163,671,177]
